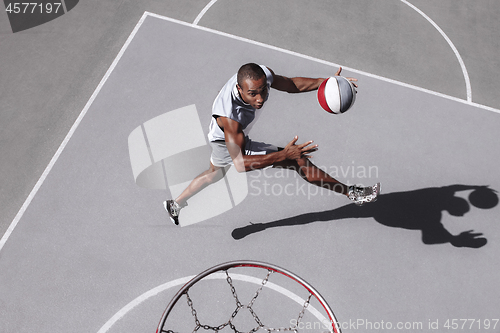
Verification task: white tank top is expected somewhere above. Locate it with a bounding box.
[207,65,273,142]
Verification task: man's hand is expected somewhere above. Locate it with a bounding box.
[283,136,318,160]
[451,230,487,248]
[335,66,358,88]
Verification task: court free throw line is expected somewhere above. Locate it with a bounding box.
[147,12,498,114]
[2,10,498,253]
[193,0,474,106]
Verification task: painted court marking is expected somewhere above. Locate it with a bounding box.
[193,0,473,103]
[401,0,472,102]
[193,0,218,25]
[0,8,497,332]
[96,273,329,333]
[1,9,499,251]
[148,12,498,114]
[0,13,149,253]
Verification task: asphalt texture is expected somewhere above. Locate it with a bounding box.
[0,1,499,332]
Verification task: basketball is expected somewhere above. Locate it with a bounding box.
[469,187,499,209]
[317,76,357,114]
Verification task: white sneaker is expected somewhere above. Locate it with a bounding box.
[348,183,380,206]
[163,200,185,225]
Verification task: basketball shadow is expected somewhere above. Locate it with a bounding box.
[232,185,498,248]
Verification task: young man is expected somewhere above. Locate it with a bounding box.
[164,63,380,225]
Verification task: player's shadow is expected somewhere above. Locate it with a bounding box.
[232,185,498,248]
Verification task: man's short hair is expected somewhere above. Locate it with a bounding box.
[237,63,265,87]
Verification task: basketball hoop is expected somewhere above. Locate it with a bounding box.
[156,261,341,333]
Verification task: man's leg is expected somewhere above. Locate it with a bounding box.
[175,162,226,206]
[274,157,349,195]
[165,161,227,225]
[274,157,380,205]
[249,139,379,205]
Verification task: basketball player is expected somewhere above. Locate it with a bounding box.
[165,63,380,225]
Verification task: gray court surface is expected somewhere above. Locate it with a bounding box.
[1,2,500,333]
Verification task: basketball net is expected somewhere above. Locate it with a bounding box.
[156,261,341,333]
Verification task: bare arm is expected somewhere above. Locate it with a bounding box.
[268,66,358,93]
[218,117,317,172]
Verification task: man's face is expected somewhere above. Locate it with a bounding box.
[237,76,268,109]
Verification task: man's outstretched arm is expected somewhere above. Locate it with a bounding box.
[219,116,317,172]
[268,66,358,93]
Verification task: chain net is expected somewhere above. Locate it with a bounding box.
[160,268,318,333]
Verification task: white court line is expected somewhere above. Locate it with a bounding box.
[96,275,194,333]
[0,8,495,328]
[147,12,498,114]
[401,0,472,103]
[96,273,329,333]
[2,10,499,251]
[60,0,68,13]
[193,0,218,25]
[0,12,151,254]
[196,1,475,106]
